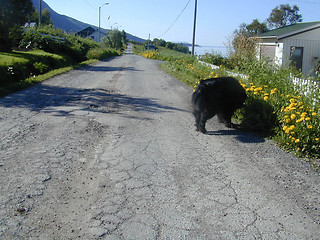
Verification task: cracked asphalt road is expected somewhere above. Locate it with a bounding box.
[0,45,320,239]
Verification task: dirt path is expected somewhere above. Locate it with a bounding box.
[0,45,319,239]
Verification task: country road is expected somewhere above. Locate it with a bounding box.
[0,44,319,239]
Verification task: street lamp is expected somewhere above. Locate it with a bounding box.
[39,0,42,25]
[99,3,109,43]
[191,0,197,56]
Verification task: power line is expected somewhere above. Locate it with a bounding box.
[289,0,320,5]
[83,0,97,10]
[158,0,191,38]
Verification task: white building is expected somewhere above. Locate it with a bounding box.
[254,21,320,76]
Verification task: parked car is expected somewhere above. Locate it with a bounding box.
[145,44,157,50]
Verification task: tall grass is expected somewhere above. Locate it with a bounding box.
[139,47,320,169]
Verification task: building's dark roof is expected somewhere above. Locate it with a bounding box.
[256,21,320,39]
[77,26,96,37]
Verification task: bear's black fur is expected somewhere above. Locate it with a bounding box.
[192,77,247,133]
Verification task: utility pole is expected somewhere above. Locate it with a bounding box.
[39,0,42,25]
[191,0,197,56]
[99,3,109,43]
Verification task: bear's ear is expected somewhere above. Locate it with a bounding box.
[200,79,206,83]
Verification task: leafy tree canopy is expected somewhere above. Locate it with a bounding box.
[267,4,302,29]
[0,0,34,51]
[0,0,34,28]
[30,8,54,26]
[103,29,127,50]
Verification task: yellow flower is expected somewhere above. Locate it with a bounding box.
[283,126,288,131]
[270,89,277,94]
[289,125,295,130]
[295,139,300,143]
[290,114,296,120]
[308,125,313,129]
[312,112,317,116]
[264,96,269,101]
[315,138,319,141]
[305,117,311,121]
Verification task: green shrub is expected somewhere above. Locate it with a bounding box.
[0,50,69,84]
[33,62,49,74]
[19,26,98,62]
[87,48,120,60]
[240,95,279,136]
[200,51,230,68]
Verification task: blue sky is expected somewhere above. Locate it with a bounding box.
[44,0,320,46]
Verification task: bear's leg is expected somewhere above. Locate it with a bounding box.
[194,110,202,132]
[199,111,215,133]
[221,110,235,128]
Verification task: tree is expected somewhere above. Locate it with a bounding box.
[267,4,302,29]
[153,38,166,47]
[234,19,268,38]
[102,29,126,50]
[246,19,268,36]
[0,0,34,51]
[228,19,267,68]
[30,8,53,26]
[41,8,53,25]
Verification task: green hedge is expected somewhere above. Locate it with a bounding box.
[0,50,69,85]
[18,25,98,62]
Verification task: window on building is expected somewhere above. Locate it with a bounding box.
[290,46,303,71]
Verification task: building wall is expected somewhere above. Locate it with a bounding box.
[257,28,320,76]
[257,42,283,66]
[283,39,320,75]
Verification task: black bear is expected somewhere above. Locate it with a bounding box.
[192,77,247,133]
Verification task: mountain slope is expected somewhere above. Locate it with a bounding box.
[31,0,145,42]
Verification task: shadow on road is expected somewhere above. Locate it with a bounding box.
[0,84,185,119]
[80,66,142,73]
[207,129,265,143]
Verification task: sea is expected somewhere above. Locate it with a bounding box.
[188,46,228,57]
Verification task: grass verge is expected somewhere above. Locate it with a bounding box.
[0,48,119,97]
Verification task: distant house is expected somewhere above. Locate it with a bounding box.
[77,26,96,38]
[24,22,37,28]
[77,26,108,42]
[77,26,97,41]
[254,21,320,76]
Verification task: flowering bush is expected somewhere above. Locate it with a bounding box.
[142,50,160,60]
[239,80,279,136]
[87,48,120,60]
[240,79,320,159]
[279,95,320,157]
